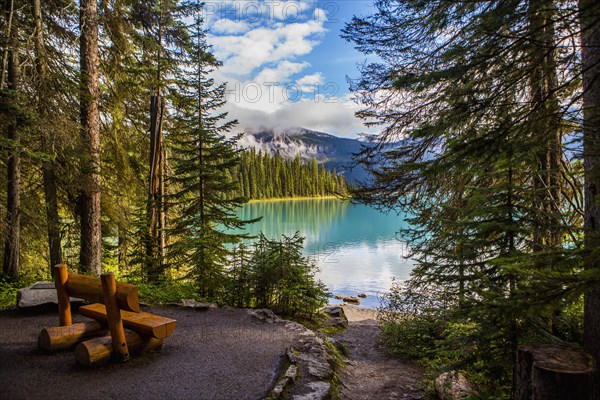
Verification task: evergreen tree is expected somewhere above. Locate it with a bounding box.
[343,0,585,391]
[168,5,255,297]
[232,149,347,199]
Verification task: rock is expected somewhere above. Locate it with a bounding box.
[292,381,331,400]
[287,348,297,364]
[180,299,217,310]
[268,377,289,399]
[343,296,360,305]
[435,371,479,400]
[285,364,298,381]
[321,306,348,329]
[358,292,368,298]
[333,293,344,300]
[16,282,83,309]
[297,336,333,380]
[322,306,344,318]
[248,308,281,324]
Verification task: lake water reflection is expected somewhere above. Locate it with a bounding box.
[236,198,414,308]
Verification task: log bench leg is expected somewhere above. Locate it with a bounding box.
[38,321,108,352]
[75,331,164,367]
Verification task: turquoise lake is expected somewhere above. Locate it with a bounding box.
[236,198,414,308]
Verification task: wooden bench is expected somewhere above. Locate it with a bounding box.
[38,264,176,366]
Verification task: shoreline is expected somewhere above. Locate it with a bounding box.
[247,195,347,203]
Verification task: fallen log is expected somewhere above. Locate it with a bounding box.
[38,321,108,352]
[75,330,163,367]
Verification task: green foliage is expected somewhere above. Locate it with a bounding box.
[344,0,586,394]
[234,149,348,200]
[226,232,329,318]
[165,6,257,297]
[137,281,202,305]
[0,273,46,308]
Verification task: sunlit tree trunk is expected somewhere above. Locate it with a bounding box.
[78,0,102,274]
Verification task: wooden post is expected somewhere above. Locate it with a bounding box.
[54,264,71,326]
[101,272,129,361]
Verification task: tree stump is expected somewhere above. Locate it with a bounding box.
[515,345,596,400]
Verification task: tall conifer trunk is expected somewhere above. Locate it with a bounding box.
[2,13,20,277]
[581,0,600,397]
[146,95,164,281]
[78,0,102,274]
[529,0,562,249]
[32,0,63,275]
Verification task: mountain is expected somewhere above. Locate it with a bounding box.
[237,127,369,183]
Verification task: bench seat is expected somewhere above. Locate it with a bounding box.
[79,303,177,339]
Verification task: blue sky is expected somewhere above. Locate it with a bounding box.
[203,0,378,138]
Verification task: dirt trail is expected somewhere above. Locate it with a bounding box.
[333,305,425,400]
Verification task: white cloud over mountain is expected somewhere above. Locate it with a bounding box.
[204,0,371,138]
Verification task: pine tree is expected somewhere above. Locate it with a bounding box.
[343,0,584,390]
[168,5,255,297]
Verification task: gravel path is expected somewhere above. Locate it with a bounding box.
[0,305,302,400]
[334,305,425,400]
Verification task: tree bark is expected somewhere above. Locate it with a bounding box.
[78,0,102,275]
[146,95,164,282]
[31,0,63,275]
[581,0,600,398]
[2,15,20,277]
[515,345,596,400]
[529,0,562,249]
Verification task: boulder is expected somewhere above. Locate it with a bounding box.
[180,299,217,311]
[322,306,343,318]
[248,308,281,324]
[343,296,360,305]
[321,306,348,329]
[16,282,83,309]
[435,371,479,400]
[358,293,368,298]
[333,294,344,300]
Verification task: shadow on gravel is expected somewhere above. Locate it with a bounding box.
[0,306,303,400]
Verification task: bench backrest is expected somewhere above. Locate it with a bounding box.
[64,273,139,312]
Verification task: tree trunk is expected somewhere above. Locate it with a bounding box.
[529,0,562,249]
[31,0,63,275]
[581,0,600,398]
[2,16,20,277]
[146,95,164,281]
[78,0,102,275]
[515,345,596,400]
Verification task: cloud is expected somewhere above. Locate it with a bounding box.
[209,20,326,78]
[223,95,377,138]
[203,0,365,137]
[296,72,324,92]
[255,60,309,83]
[210,19,251,34]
